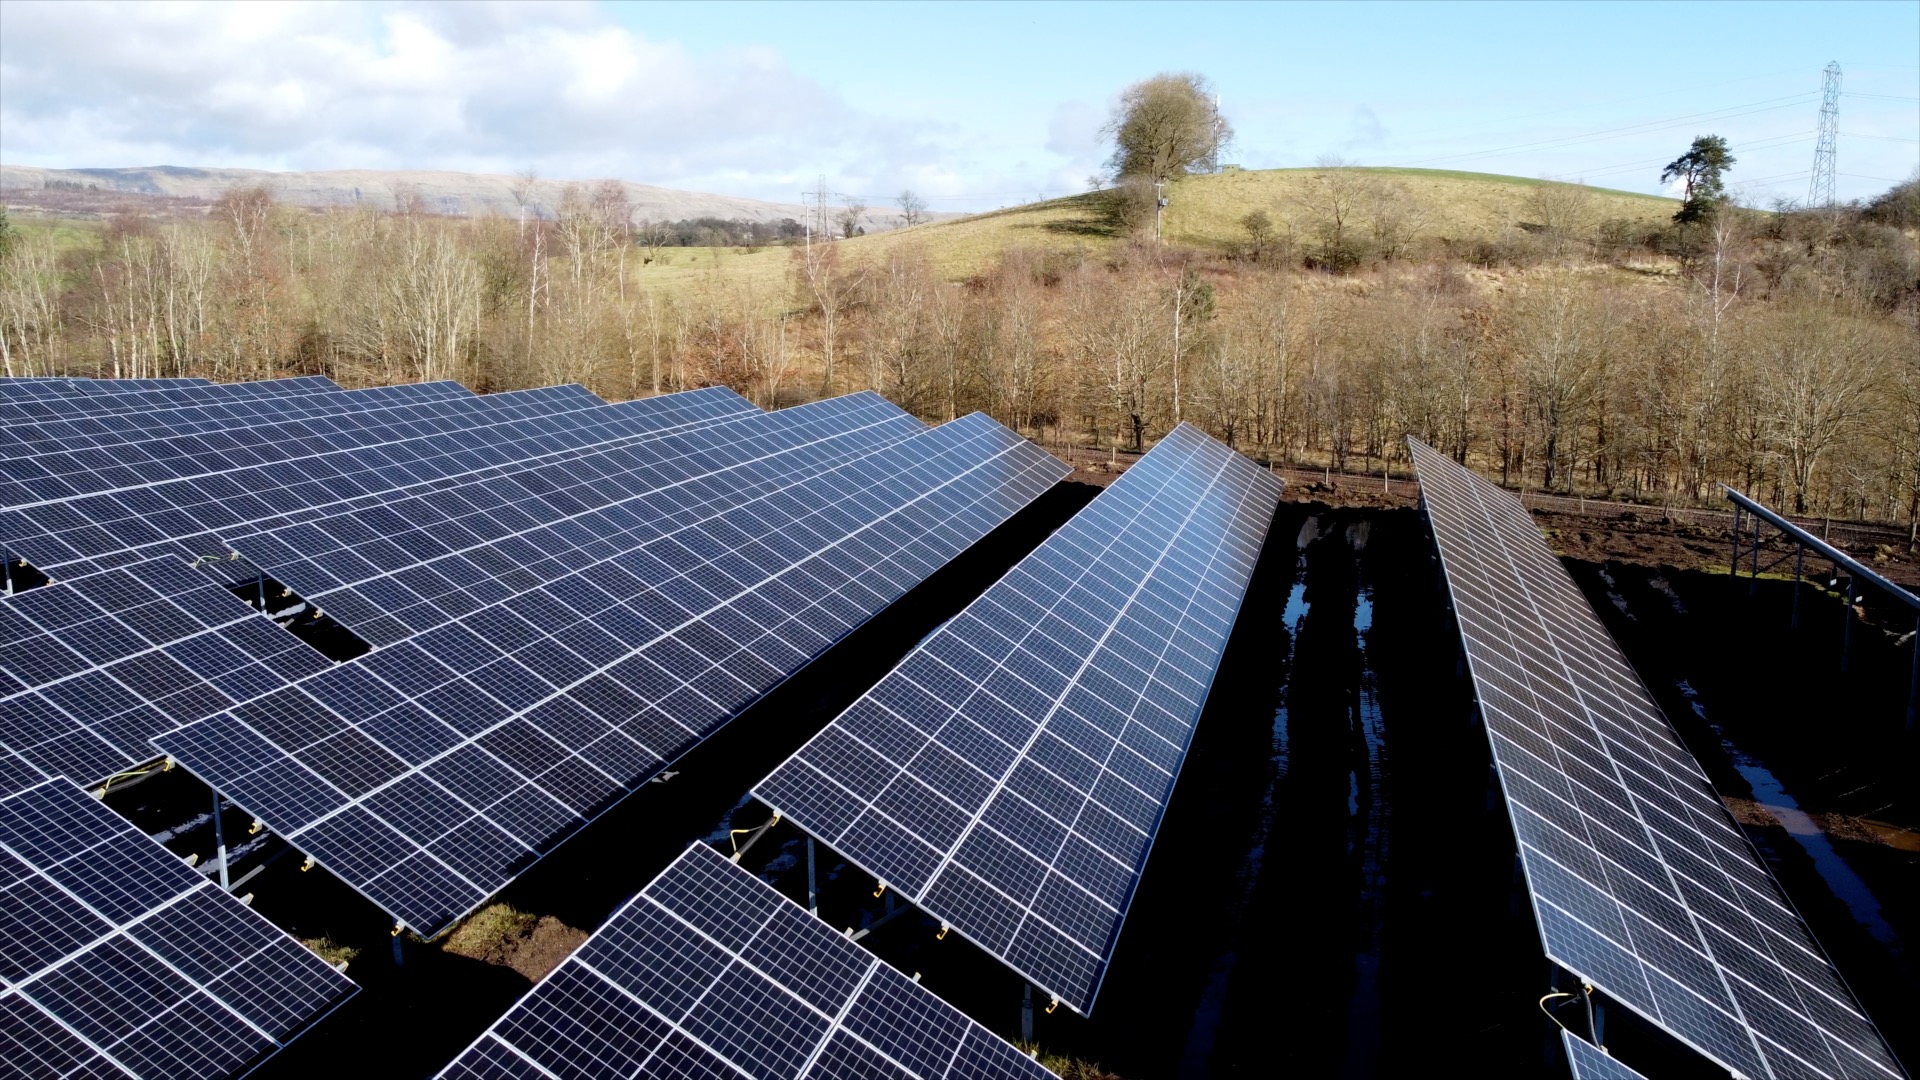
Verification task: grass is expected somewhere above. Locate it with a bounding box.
[622,166,1678,302]
[300,936,360,970]
[440,902,587,982]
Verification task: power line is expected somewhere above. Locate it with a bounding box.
[1384,92,1817,168]
[1840,131,1920,143]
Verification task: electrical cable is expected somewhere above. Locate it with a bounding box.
[1386,93,1818,169]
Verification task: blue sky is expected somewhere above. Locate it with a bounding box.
[2,0,1914,208]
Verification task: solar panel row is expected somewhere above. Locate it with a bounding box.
[0,377,213,403]
[0,380,507,503]
[0,375,344,426]
[1,384,752,581]
[1409,438,1903,1080]
[757,423,1282,1014]
[438,842,1053,1080]
[0,377,367,450]
[158,411,1067,935]
[0,778,355,1080]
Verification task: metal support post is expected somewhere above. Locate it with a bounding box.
[1751,510,1761,577]
[212,792,230,890]
[1593,998,1606,1046]
[1791,545,1804,631]
[1840,574,1854,674]
[1907,616,1918,733]
[1021,983,1034,1044]
[392,935,405,967]
[256,573,266,612]
[806,836,818,916]
[1730,506,1741,576]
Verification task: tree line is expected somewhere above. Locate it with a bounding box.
[1,169,1916,537]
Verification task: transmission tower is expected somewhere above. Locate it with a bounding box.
[1808,61,1840,207]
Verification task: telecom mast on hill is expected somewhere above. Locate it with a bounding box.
[1809,61,1840,207]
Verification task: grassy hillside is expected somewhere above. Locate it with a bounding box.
[624,166,1680,295]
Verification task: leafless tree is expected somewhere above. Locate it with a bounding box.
[837,197,868,239]
[897,190,928,228]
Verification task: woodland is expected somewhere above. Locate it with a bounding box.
[1,168,1916,536]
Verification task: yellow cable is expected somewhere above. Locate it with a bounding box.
[1538,991,1576,1033]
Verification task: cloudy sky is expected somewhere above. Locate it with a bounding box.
[1,0,1915,209]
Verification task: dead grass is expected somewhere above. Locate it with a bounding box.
[441,903,588,983]
[622,167,1677,306]
[1017,1044,1128,1080]
[300,936,360,969]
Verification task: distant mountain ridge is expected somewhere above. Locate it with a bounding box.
[0,164,935,229]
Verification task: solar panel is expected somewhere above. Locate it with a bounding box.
[0,379,473,468]
[157,412,1068,936]
[1562,1032,1652,1080]
[0,374,352,430]
[223,392,924,646]
[0,395,889,798]
[0,778,356,1078]
[0,385,754,580]
[438,842,1053,1080]
[0,557,334,799]
[755,424,1280,1015]
[0,377,213,403]
[1408,438,1903,1080]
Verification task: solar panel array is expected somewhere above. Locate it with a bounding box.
[1408,438,1904,1080]
[158,410,1067,936]
[0,779,355,1079]
[1562,1032,1652,1080]
[439,842,1053,1080]
[2,388,762,800]
[757,423,1281,1015]
[4,384,754,583]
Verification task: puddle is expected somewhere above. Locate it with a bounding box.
[1676,681,1902,951]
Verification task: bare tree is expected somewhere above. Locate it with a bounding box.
[1297,159,1368,272]
[1526,180,1594,255]
[837,197,868,239]
[897,190,928,228]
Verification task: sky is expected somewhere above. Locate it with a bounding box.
[1,0,1915,210]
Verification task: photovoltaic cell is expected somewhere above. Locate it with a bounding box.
[1562,1032,1652,1080]
[755,424,1281,1015]
[1,394,881,798]
[1409,438,1903,1080]
[0,557,334,799]
[0,376,339,425]
[224,393,922,645]
[0,381,570,510]
[0,385,754,580]
[157,411,1068,936]
[437,842,1053,1080]
[0,779,355,1079]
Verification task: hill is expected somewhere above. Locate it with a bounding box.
[0,163,945,230]
[623,166,1681,293]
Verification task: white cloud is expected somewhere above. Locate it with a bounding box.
[0,0,953,200]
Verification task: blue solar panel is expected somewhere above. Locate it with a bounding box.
[156,411,1067,936]
[756,424,1280,1015]
[1410,438,1903,1080]
[0,374,354,432]
[438,843,1052,1080]
[0,778,356,1079]
[1562,1032,1652,1080]
[0,385,753,578]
